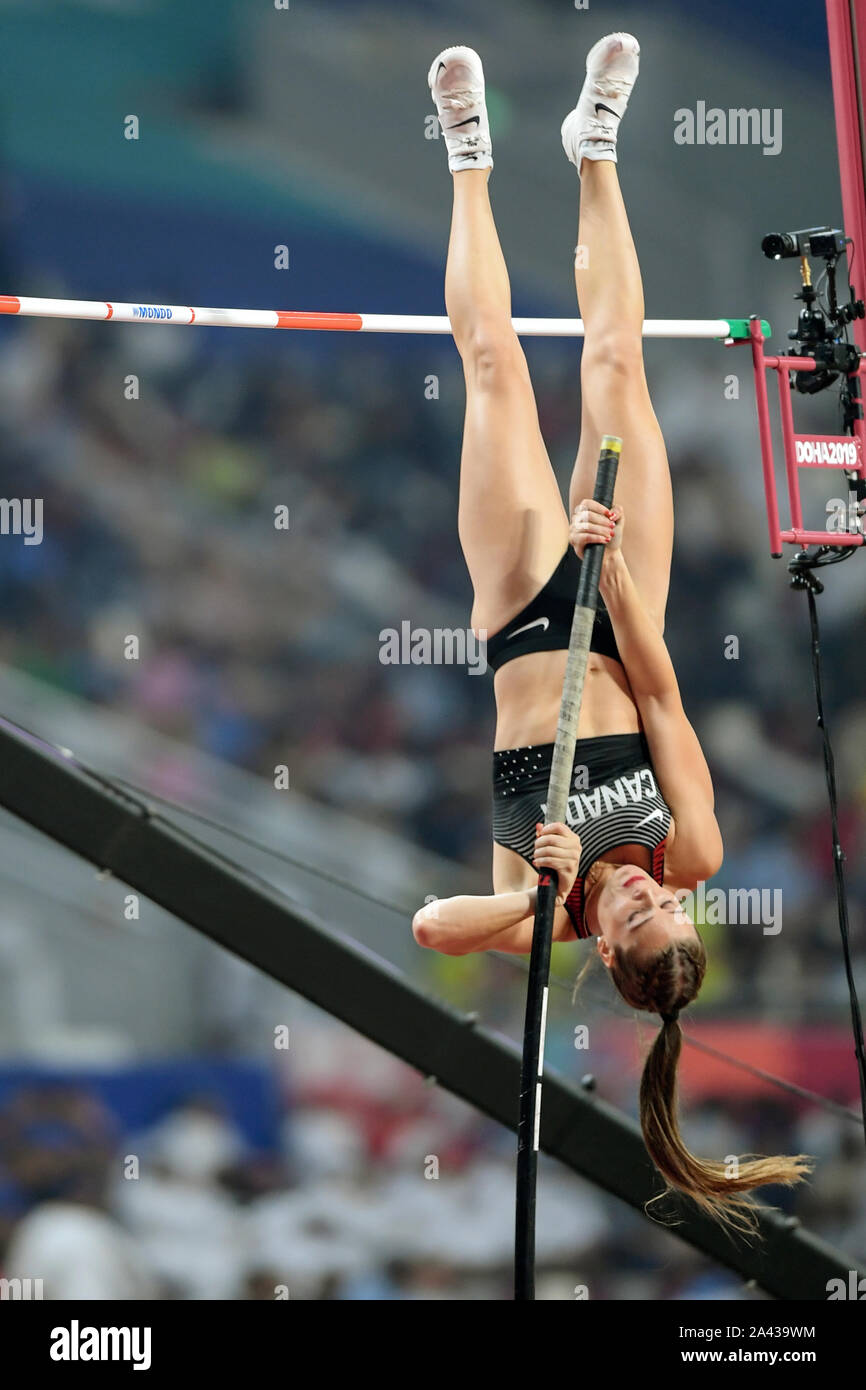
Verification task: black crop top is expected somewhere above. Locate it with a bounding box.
[484,549,621,671]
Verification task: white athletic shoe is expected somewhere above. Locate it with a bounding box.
[428,46,493,172]
[561,32,640,173]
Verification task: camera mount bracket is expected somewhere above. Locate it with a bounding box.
[748,316,865,557]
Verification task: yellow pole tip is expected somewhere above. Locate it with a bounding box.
[600,435,623,453]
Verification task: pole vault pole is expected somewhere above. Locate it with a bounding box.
[514,435,620,1302]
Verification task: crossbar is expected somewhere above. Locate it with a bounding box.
[0,297,767,340]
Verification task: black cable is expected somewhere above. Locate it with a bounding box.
[108,773,418,919]
[789,554,866,1150]
[0,717,327,931]
[665,1031,862,1125]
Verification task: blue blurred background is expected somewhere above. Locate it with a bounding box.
[0,0,863,1300]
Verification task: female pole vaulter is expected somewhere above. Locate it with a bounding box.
[413,34,810,1230]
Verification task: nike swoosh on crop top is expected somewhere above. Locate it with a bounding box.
[485,548,620,671]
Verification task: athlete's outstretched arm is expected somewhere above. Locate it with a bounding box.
[413,889,571,956]
[412,824,580,955]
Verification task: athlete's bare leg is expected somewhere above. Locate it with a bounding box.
[566,112,673,631]
[446,170,569,636]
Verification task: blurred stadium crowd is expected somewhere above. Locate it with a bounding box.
[0,0,864,1299]
[1,1053,862,1301]
[0,312,864,1019]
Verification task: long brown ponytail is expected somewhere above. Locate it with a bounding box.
[609,938,812,1233]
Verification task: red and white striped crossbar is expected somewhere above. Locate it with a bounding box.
[0,296,759,340]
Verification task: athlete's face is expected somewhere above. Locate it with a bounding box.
[592,864,696,965]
